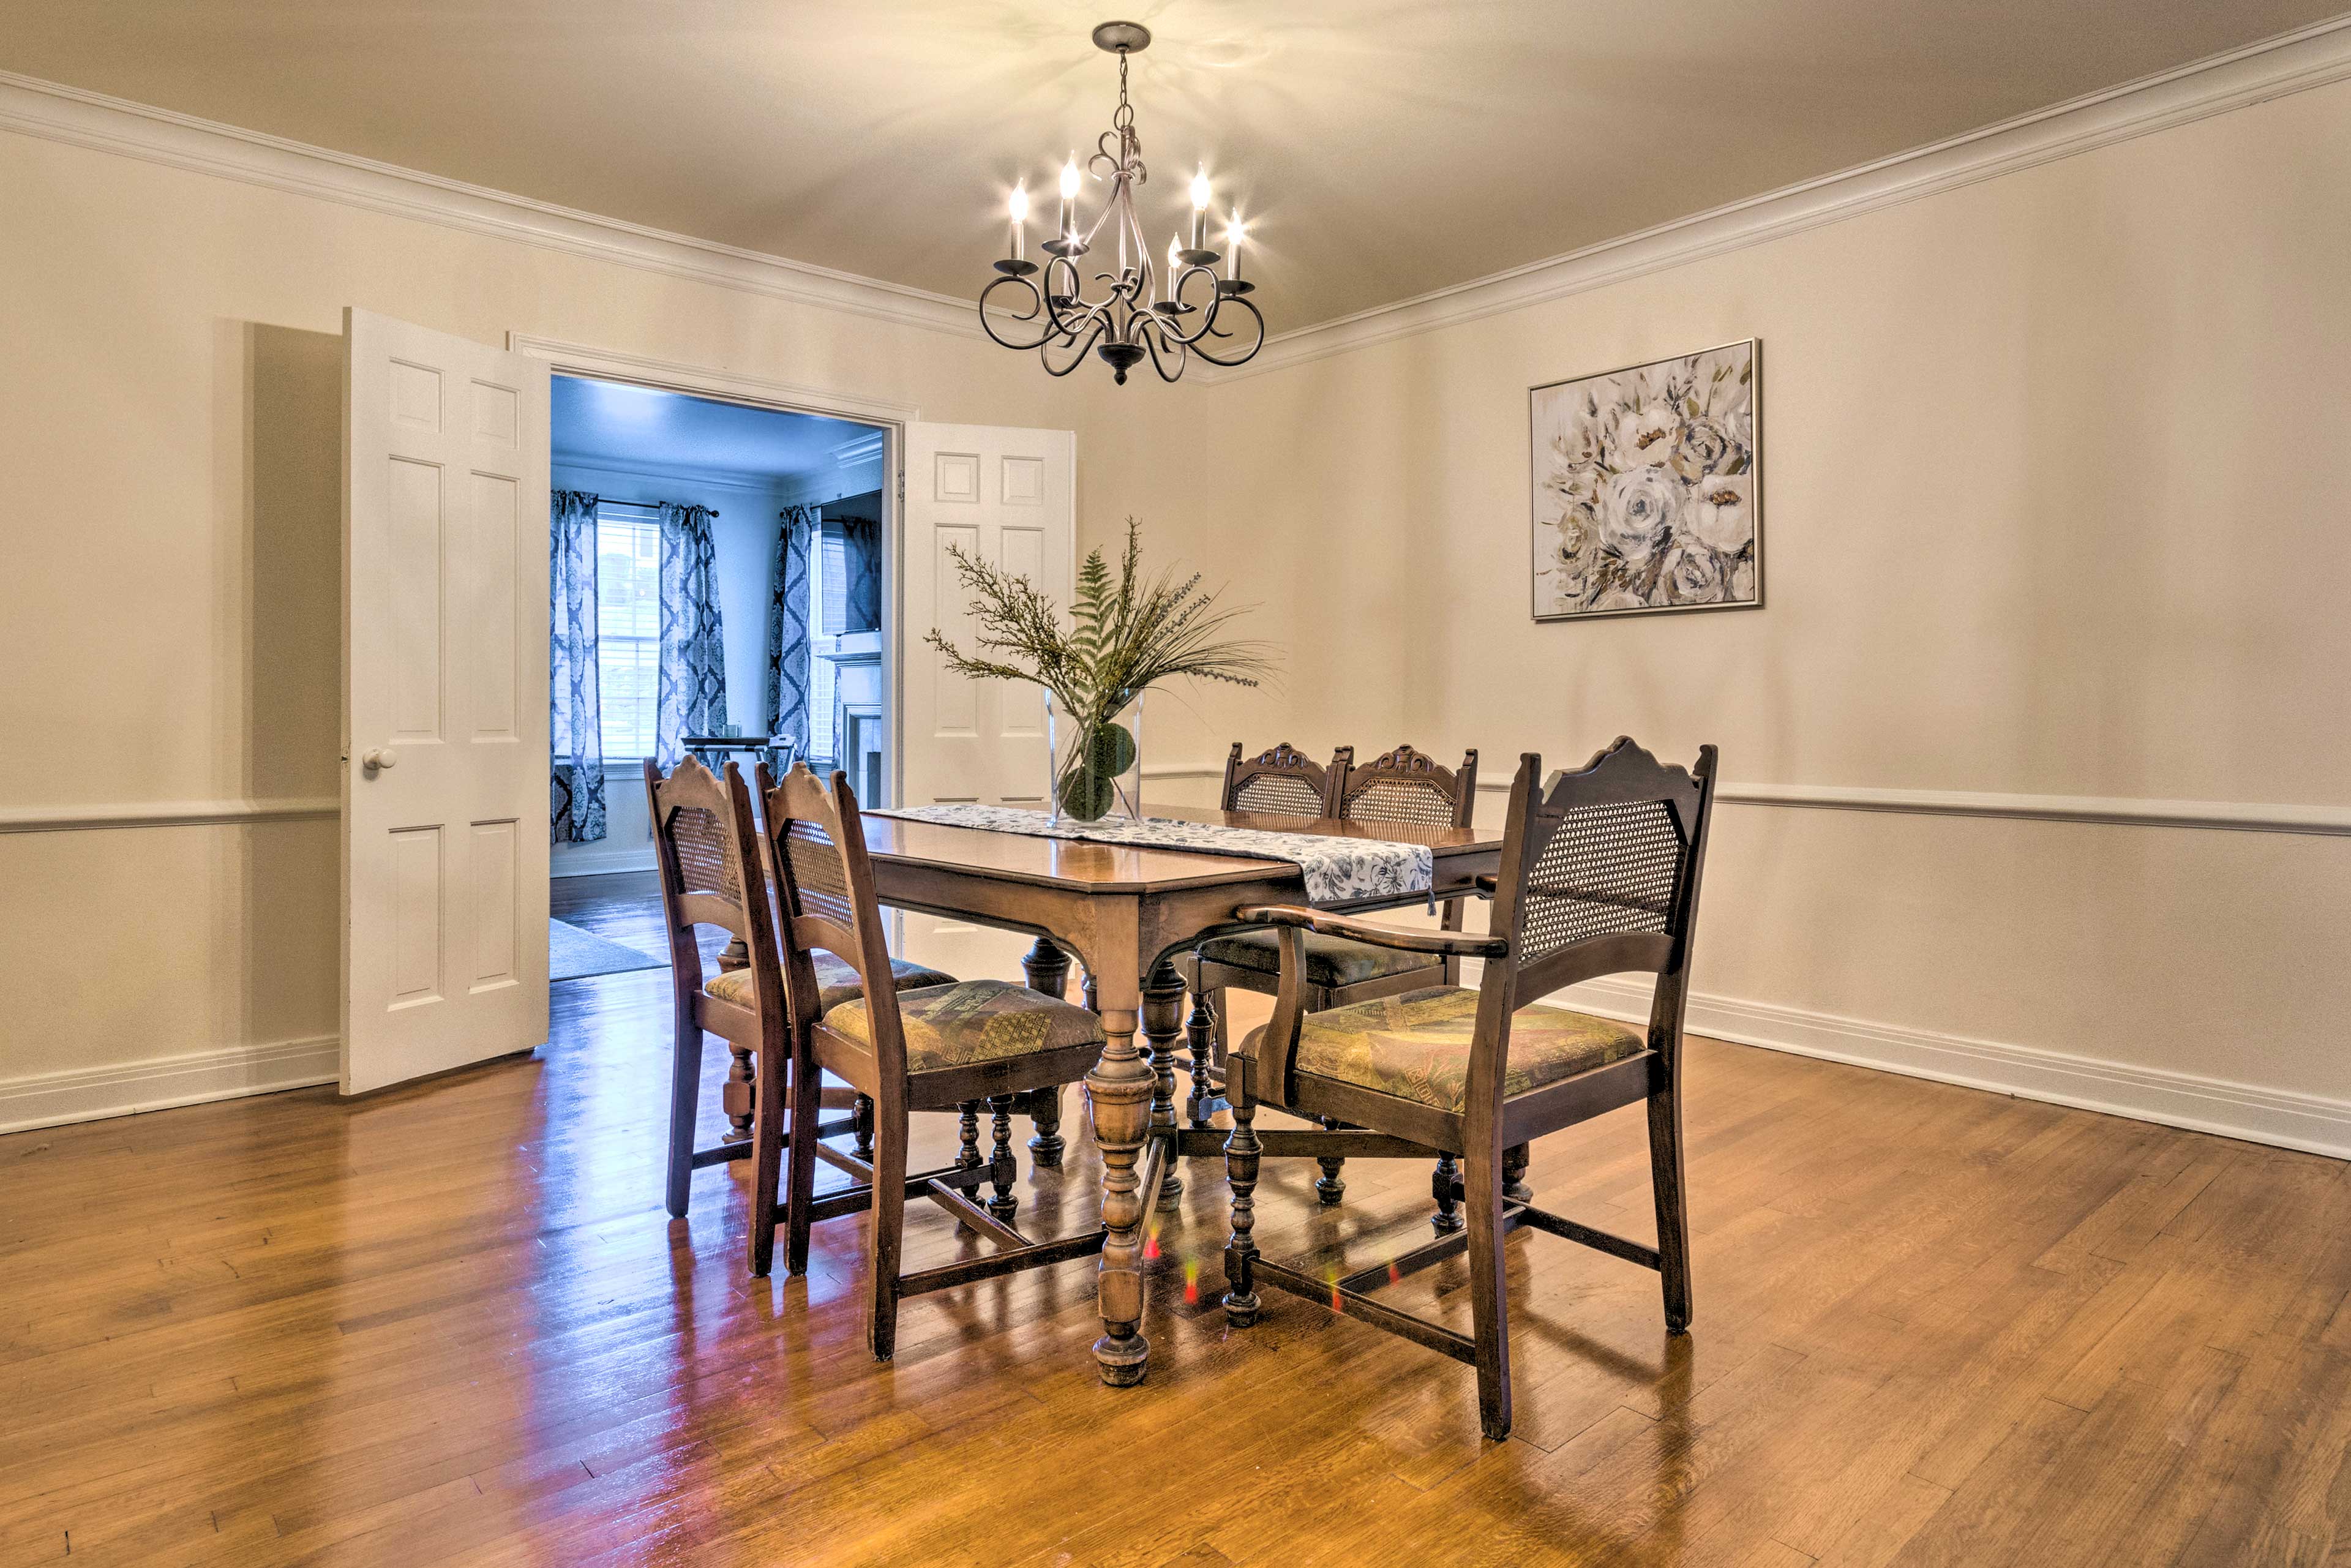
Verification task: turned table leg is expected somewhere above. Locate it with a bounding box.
[1141,960,1187,1210]
[1086,1003,1153,1387]
[1021,938,1073,1168]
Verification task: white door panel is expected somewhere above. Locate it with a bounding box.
[343,307,551,1094]
[897,422,1074,981]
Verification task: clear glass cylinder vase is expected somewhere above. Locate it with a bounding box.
[1046,691,1143,825]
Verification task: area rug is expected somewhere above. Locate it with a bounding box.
[550,918,667,981]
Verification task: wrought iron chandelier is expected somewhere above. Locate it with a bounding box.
[980,21,1263,384]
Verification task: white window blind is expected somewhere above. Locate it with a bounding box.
[594,514,661,760]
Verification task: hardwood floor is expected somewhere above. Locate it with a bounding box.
[3,892,2345,1564]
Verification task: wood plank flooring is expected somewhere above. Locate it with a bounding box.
[2,874,2345,1564]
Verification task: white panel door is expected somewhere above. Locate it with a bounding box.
[898,421,1074,979]
[343,307,551,1094]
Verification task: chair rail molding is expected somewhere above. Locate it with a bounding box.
[0,72,980,340]
[1469,776,2351,838]
[1203,15,2351,381]
[0,797,340,835]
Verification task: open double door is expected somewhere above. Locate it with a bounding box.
[339,309,1072,1095]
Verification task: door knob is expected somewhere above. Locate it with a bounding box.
[362,748,399,771]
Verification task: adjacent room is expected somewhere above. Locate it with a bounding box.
[544,375,889,988]
[4,5,2349,1564]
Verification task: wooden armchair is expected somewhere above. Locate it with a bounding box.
[759,763,1110,1358]
[1183,743,1479,1211]
[1221,738,1719,1439]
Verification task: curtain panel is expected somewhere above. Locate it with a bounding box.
[766,503,819,759]
[656,503,728,769]
[549,489,606,843]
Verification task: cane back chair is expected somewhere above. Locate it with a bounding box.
[758,762,1111,1358]
[1182,743,1479,1208]
[645,757,953,1272]
[1221,738,1719,1439]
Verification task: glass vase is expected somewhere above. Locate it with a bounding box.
[1046,692,1143,825]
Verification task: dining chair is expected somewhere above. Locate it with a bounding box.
[757,762,1111,1357]
[1183,743,1479,1217]
[1173,740,1344,1123]
[644,757,953,1267]
[1220,738,1719,1439]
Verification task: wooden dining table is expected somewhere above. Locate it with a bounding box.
[854,803,1505,1387]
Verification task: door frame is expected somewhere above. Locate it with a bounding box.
[507,336,917,812]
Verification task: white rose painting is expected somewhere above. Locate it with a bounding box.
[1531,340,1761,620]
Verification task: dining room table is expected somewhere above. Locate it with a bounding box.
[851,801,1506,1387]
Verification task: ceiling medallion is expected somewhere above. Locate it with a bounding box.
[981,21,1264,384]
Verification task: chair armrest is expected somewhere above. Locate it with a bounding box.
[1229,904,1507,959]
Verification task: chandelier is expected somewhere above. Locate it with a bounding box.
[980,21,1264,384]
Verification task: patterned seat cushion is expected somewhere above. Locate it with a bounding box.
[1198,926,1442,989]
[1293,986,1645,1114]
[825,978,1106,1075]
[705,953,957,1015]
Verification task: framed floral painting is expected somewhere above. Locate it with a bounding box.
[1530,339,1760,621]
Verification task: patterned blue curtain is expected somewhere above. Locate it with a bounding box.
[656,503,727,768]
[839,515,881,633]
[549,490,606,842]
[765,504,819,757]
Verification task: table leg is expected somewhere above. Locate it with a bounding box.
[1085,1002,1152,1387]
[1141,961,1187,1210]
[1021,939,1073,1168]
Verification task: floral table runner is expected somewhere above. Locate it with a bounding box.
[865,804,1431,907]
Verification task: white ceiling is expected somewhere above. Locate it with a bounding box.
[551,377,877,485]
[2,2,2342,328]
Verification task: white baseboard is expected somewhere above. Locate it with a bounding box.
[0,1036,340,1136]
[551,848,655,879]
[1553,975,2351,1161]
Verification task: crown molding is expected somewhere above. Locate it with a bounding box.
[1210,15,2351,381]
[0,70,982,341]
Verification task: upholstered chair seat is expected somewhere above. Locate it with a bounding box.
[1292,986,1645,1116]
[1196,927,1439,989]
[824,978,1106,1076]
[706,952,954,1016]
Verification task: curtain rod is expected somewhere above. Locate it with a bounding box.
[591,496,718,517]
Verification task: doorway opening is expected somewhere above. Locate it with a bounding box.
[546,373,889,982]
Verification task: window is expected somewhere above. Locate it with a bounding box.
[595,514,661,759]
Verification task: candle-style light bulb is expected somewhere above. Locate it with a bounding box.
[1164,231,1182,302]
[1226,211,1246,282]
[1189,166,1210,251]
[1058,153,1080,246]
[1007,182,1028,264]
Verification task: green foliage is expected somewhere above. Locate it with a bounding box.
[925,518,1279,821]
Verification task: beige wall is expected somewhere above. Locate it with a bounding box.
[6,70,2348,1150]
[0,126,1098,1122]
[1086,78,2351,1144]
